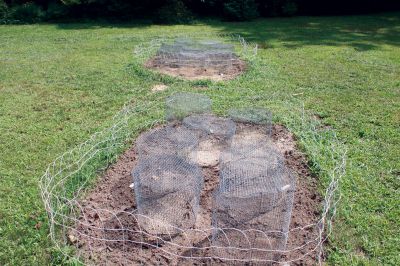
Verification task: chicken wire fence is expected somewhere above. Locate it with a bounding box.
[133,33,258,72]
[154,38,238,69]
[166,92,212,121]
[134,33,258,59]
[40,90,346,265]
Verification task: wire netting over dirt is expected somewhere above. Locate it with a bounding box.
[144,37,248,80]
[166,92,212,121]
[182,113,237,168]
[156,38,235,67]
[133,155,203,235]
[40,90,346,265]
[229,107,273,136]
[183,114,236,140]
[136,125,199,158]
[213,144,295,262]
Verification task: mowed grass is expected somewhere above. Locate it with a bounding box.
[0,13,399,265]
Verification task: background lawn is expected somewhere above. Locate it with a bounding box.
[0,13,399,265]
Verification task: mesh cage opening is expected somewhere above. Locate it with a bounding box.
[166,92,212,121]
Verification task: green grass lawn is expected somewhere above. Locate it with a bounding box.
[0,13,399,265]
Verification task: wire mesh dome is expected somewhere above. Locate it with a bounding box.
[229,108,273,135]
[132,155,204,235]
[183,114,236,140]
[166,92,212,121]
[136,125,199,158]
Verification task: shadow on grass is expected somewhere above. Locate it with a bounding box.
[54,12,400,51]
[55,19,153,30]
[209,12,400,51]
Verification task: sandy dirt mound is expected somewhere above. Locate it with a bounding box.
[145,57,246,81]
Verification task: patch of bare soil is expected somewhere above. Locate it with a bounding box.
[144,57,246,81]
[72,123,322,265]
[151,84,168,92]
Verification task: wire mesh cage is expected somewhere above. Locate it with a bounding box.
[136,35,257,81]
[212,144,296,262]
[166,92,212,121]
[229,107,273,136]
[183,114,236,167]
[155,38,237,69]
[136,125,199,159]
[132,155,204,235]
[183,114,236,140]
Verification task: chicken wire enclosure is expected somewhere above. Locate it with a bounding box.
[156,38,237,69]
[229,108,273,136]
[215,150,294,224]
[212,146,296,261]
[136,125,199,158]
[40,90,347,265]
[132,155,203,235]
[161,38,234,54]
[166,92,212,121]
[183,114,236,140]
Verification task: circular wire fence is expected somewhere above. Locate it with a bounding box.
[40,88,346,265]
[134,33,258,59]
[134,34,258,79]
[154,38,238,70]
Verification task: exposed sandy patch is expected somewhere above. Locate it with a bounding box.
[151,84,168,92]
[145,57,246,81]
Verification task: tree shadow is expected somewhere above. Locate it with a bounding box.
[55,19,152,30]
[207,12,400,51]
[52,12,400,52]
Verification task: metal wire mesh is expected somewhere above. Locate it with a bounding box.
[229,107,273,136]
[39,88,346,265]
[165,92,212,121]
[155,38,237,69]
[183,114,236,140]
[136,125,199,158]
[133,155,203,235]
[212,142,295,262]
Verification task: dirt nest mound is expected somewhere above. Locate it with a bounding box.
[145,57,246,81]
[71,123,322,265]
